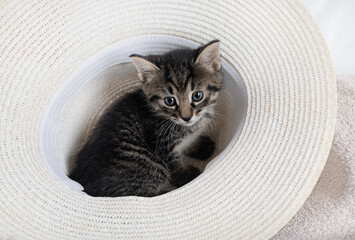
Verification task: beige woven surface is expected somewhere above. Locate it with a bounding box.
[0,0,336,239]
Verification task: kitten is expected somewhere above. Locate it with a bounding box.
[69,40,223,197]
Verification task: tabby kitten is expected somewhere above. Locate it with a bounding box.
[69,40,223,197]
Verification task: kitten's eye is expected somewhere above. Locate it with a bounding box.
[192,91,204,102]
[164,97,176,106]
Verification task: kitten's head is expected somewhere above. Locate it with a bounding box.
[130,40,223,127]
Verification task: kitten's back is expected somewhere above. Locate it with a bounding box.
[69,89,171,197]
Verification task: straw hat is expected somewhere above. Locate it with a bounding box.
[0,0,336,239]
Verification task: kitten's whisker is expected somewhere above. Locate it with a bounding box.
[162,121,174,148]
[168,122,176,149]
[168,122,178,151]
[154,119,168,152]
[209,120,222,133]
[154,119,172,152]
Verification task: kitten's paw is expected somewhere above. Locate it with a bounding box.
[159,183,177,194]
[189,136,215,160]
[172,167,201,187]
[184,155,213,172]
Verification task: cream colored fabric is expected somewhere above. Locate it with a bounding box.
[272,75,355,240]
[0,1,336,239]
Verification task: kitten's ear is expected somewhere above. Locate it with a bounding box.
[130,54,160,82]
[195,40,221,72]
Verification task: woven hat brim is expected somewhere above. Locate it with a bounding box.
[0,1,336,239]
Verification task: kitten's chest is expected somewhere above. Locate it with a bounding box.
[173,129,202,155]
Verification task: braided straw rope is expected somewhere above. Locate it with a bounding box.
[0,0,336,239]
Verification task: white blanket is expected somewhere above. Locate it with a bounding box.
[272,75,355,239]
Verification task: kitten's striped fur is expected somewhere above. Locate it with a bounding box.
[69,40,223,197]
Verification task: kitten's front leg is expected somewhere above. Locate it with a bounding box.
[183,136,215,172]
[172,165,201,187]
[187,136,215,160]
[182,156,208,172]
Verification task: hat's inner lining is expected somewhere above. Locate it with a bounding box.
[39,36,247,194]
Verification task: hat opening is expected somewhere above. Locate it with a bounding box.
[38,35,247,195]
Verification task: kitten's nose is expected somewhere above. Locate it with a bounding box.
[181,116,191,122]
